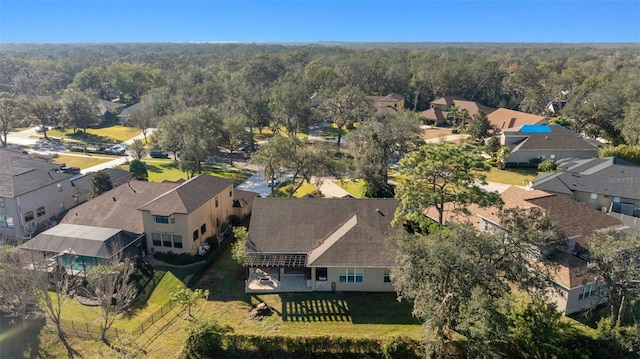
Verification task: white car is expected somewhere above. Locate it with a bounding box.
[110,145,126,155]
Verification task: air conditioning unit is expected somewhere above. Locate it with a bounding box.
[601,206,608,212]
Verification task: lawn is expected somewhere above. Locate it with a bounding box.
[319,122,355,138]
[483,167,539,186]
[420,127,453,140]
[272,180,318,198]
[335,179,366,198]
[45,125,141,144]
[118,159,252,185]
[52,154,118,169]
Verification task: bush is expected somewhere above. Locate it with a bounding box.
[537,159,556,172]
[153,251,204,265]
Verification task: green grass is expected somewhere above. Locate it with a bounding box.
[483,167,539,186]
[45,125,141,144]
[335,179,366,198]
[420,127,453,140]
[118,160,252,185]
[319,122,355,138]
[272,180,318,198]
[52,154,118,169]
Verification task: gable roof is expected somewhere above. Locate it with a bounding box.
[61,180,180,234]
[427,96,495,118]
[531,157,640,199]
[71,168,133,195]
[505,124,601,151]
[430,96,465,106]
[96,99,126,116]
[0,149,75,198]
[138,174,234,216]
[118,102,147,117]
[487,108,547,130]
[246,198,399,268]
[420,107,447,123]
[380,93,404,102]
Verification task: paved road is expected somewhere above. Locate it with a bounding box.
[6,126,40,146]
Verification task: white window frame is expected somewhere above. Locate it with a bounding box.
[339,268,363,283]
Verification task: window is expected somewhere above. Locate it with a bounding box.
[590,193,598,205]
[6,217,14,228]
[316,268,327,281]
[152,233,161,247]
[0,198,4,208]
[24,211,34,222]
[193,230,199,241]
[154,215,175,224]
[57,182,62,192]
[162,233,172,247]
[215,197,219,208]
[200,224,206,235]
[36,206,46,217]
[73,195,79,205]
[579,283,597,300]
[384,269,391,283]
[172,235,183,249]
[59,203,65,211]
[0,216,6,228]
[339,268,363,283]
[229,190,232,197]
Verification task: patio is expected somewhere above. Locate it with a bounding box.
[246,267,313,293]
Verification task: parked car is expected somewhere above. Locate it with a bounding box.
[149,150,169,158]
[110,145,126,155]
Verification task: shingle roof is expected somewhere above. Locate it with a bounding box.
[96,99,126,116]
[531,157,640,199]
[118,102,147,117]
[425,97,494,119]
[138,174,234,216]
[20,223,135,258]
[381,93,404,102]
[420,108,447,123]
[507,124,601,151]
[430,96,465,106]
[487,108,547,130]
[246,198,399,268]
[0,149,75,197]
[70,169,133,195]
[61,180,180,234]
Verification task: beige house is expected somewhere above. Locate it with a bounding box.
[420,96,495,126]
[369,93,405,111]
[244,198,399,293]
[423,186,623,315]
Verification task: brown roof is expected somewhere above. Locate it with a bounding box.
[487,108,547,130]
[61,180,180,234]
[452,100,495,117]
[138,174,234,216]
[420,108,447,123]
[430,96,465,106]
[547,251,595,289]
[247,198,399,268]
[381,93,404,102]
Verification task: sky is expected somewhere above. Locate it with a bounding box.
[1,0,639,43]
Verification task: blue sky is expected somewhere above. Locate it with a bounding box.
[1,0,639,43]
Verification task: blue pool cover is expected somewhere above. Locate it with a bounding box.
[520,124,552,133]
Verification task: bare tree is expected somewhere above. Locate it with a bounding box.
[84,242,138,342]
[129,138,147,160]
[129,105,155,143]
[0,246,40,323]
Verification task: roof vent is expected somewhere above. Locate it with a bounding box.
[375,208,384,216]
[112,197,117,201]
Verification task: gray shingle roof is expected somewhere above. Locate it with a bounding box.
[71,168,133,194]
[507,124,601,151]
[531,157,640,199]
[0,149,74,197]
[246,198,399,268]
[138,174,234,216]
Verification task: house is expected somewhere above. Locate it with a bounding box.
[531,157,640,219]
[69,168,133,205]
[486,108,547,132]
[0,149,79,240]
[244,198,399,293]
[501,124,601,167]
[420,96,495,126]
[309,93,323,108]
[117,102,149,124]
[96,99,127,124]
[368,93,405,112]
[423,186,624,315]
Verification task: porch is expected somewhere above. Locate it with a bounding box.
[245,267,313,293]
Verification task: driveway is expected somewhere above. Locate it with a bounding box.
[6,126,40,146]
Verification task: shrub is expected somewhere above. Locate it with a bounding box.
[537,159,556,172]
[153,251,204,265]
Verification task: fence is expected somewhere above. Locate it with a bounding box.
[56,299,177,339]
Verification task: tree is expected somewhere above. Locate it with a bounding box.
[89,170,113,198]
[269,72,313,138]
[27,99,59,140]
[129,159,148,181]
[0,246,40,322]
[129,138,146,160]
[318,85,371,152]
[129,105,155,143]
[250,136,289,195]
[86,256,138,342]
[231,226,249,264]
[507,300,568,358]
[393,142,501,229]
[390,209,565,357]
[170,286,209,320]
[221,114,251,166]
[497,145,511,170]
[0,92,24,147]
[621,103,640,145]
[599,144,640,165]
[60,90,97,134]
[466,110,492,141]
[349,111,421,198]
[537,159,556,172]
[587,231,640,326]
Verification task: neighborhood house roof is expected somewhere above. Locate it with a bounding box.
[246,198,399,268]
[531,157,640,199]
[0,149,75,198]
[61,180,180,234]
[20,223,135,258]
[505,124,601,151]
[138,174,234,216]
[487,108,547,130]
[71,169,133,195]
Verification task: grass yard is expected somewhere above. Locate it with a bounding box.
[483,167,539,186]
[52,154,118,169]
[45,125,141,144]
[319,122,355,138]
[335,179,366,198]
[119,159,252,185]
[420,127,453,140]
[272,180,318,198]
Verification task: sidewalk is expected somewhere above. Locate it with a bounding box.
[312,177,352,198]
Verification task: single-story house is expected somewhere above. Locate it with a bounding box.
[423,186,624,315]
[486,108,547,133]
[244,198,399,293]
[420,96,495,126]
[501,124,602,167]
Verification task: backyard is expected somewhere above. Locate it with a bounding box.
[43,125,141,144]
[52,153,119,169]
[483,167,539,186]
[117,159,253,185]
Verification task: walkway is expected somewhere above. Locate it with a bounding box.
[311,177,352,198]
